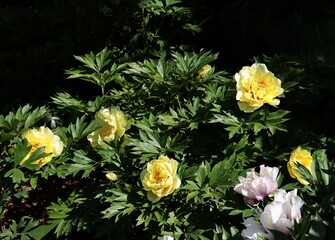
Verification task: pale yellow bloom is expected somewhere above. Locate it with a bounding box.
[287,146,313,185]
[141,155,181,203]
[87,107,130,148]
[198,64,212,78]
[21,126,64,166]
[235,63,284,112]
[106,171,117,181]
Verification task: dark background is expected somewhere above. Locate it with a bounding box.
[1,0,335,114]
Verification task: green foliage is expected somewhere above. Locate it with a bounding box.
[0,105,49,141]
[65,47,127,95]
[0,216,55,240]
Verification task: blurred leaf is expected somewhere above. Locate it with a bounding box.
[307,214,327,240]
[26,223,57,240]
[313,149,329,185]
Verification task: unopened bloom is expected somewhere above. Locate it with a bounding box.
[21,126,64,166]
[260,189,303,236]
[235,63,284,112]
[287,146,313,185]
[141,155,181,203]
[106,171,117,181]
[234,165,279,205]
[197,64,211,78]
[241,218,274,240]
[87,107,129,148]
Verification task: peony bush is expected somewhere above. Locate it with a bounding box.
[1,1,335,240]
[1,46,334,240]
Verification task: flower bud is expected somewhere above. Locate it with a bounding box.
[106,171,117,181]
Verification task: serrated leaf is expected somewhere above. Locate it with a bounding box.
[195,162,210,186]
[12,168,25,184]
[102,205,125,219]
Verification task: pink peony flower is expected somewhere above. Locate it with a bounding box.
[260,189,303,235]
[234,165,279,205]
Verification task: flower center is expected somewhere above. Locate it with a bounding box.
[100,125,115,137]
[250,80,268,100]
[153,171,168,183]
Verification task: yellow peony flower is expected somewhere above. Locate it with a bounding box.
[21,126,64,166]
[287,146,313,185]
[197,64,212,78]
[235,63,284,112]
[87,107,130,148]
[141,155,181,203]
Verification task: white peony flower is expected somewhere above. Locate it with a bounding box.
[260,189,303,235]
[241,218,274,240]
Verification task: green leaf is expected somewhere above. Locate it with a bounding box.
[74,53,98,72]
[158,114,178,126]
[195,162,210,186]
[96,47,112,71]
[186,191,198,202]
[165,0,182,7]
[210,112,242,138]
[67,150,95,178]
[24,106,48,129]
[209,160,237,188]
[22,146,51,167]
[265,110,290,134]
[313,149,329,185]
[13,138,31,167]
[51,92,85,112]
[135,124,154,133]
[26,223,57,240]
[30,177,38,189]
[308,220,327,240]
[242,209,254,218]
[280,182,299,191]
[12,168,25,184]
[183,180,200,191]
[228,209,242,216]
[252,122,265,134]
[0,104,48,133]
[102,205,126,219]
[68,115,100,141]
[4,169,14,178]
